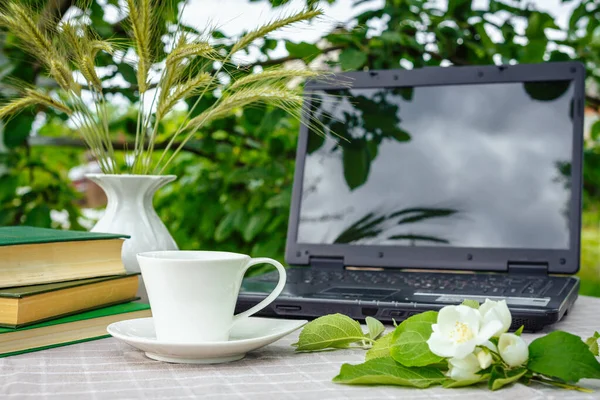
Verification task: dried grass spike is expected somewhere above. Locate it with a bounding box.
[0,97,37,120]
[166,42,215,65]
[49,60,78,94]
[126,0,152,93]
[61,23,85,57]
[229,69,322,91]
[188,87,303,128]
[231,9,322,53]
[24,89,72,115]
[157,72,212,118]
[90,41,114,58]
[6,3,53,55]
[81,56,103,92]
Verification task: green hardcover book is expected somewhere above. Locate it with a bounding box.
[0,302,151,358]
[0,226,129,246]
[0,226,129,288]
[0,273,141,328]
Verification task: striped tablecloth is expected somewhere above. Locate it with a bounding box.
[1,295,600,399]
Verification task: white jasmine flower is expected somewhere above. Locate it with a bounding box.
[498,333,529,367]
[448,353,481,381]
[476,348,493,369]
[479,299,512,337]
[427,305,503,359]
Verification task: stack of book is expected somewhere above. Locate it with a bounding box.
[0,226,151,357]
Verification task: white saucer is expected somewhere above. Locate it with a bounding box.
[107,317,307,364]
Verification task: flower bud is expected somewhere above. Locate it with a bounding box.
[498,333,529,367]
[476,348,493,369]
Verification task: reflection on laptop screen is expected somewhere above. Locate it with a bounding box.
[297,81,574,249]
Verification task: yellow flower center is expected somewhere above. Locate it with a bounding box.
[450,321,474,343]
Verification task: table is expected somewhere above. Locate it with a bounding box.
[1,296,600,399]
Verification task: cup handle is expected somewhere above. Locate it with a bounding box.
[232,258,287,323]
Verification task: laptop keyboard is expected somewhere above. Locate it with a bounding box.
[252,269,565,298]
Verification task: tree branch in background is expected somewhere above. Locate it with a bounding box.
[587,95,600,111]
[28,136,249,167]
[243,45,345,69]
[242,43,469,70]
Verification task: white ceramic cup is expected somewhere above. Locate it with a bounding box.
[136,251,286,343]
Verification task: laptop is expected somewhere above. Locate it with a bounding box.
[237,61,585,332]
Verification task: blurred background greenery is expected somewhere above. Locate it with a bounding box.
[1,0,599,296]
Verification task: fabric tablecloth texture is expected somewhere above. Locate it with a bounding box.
[1,295,600,399]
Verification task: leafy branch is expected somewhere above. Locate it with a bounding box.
[292,304,600,392]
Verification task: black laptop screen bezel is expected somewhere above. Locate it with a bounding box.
[285,62,585,274]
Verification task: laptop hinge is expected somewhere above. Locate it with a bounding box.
[309,256,345,270]
[507,262,549,275]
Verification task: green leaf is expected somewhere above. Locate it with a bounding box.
[212,30,226,39]
[333,357,446,388]
[528,331,600,383]
[585,331,600,356]
[526,12,542,39]
[3,114,33,148]
[523,81,571,102]
[474,22,494,51]
[0,175,19,202]
[447,0,472,17]
[380,31,403,44]
[307,131,326,154]
[23,204,52,227]
[526,12,558,40]
[390,311,444,367]
[390,128,411,142]
[519,370,534,386]
[461,299,479,309]
[521,38,547,63]
[231,208,247,231]
[488,366,527,391]
[265,191,291,209]
[591,120,600,141]
[285,41,320,62]
[215,213,237,242]
[366,317,385,340]
[117,62,137,84]
[242,211,271,242]
[489,336,499,347]
[261,38,278,52]
[366,140,378,161]
[339,48,367,71]
[568,3,587,31]
[292,314,367,352]
[366,331,393,360]
[514,325,524,336]
[443,374,489,388]
[548,50,572,62]
[591,25,600,48]
[250,236,282,260]
[396,87,413,102]
[342,146,370,190]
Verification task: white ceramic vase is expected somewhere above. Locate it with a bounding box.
[85,174,179,274]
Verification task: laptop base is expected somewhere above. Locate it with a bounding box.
[238,268,580,332]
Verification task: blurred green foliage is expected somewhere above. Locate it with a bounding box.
[580,211,600,297]
[1,0,600,289]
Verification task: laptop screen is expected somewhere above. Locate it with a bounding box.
[296,81,574,250]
